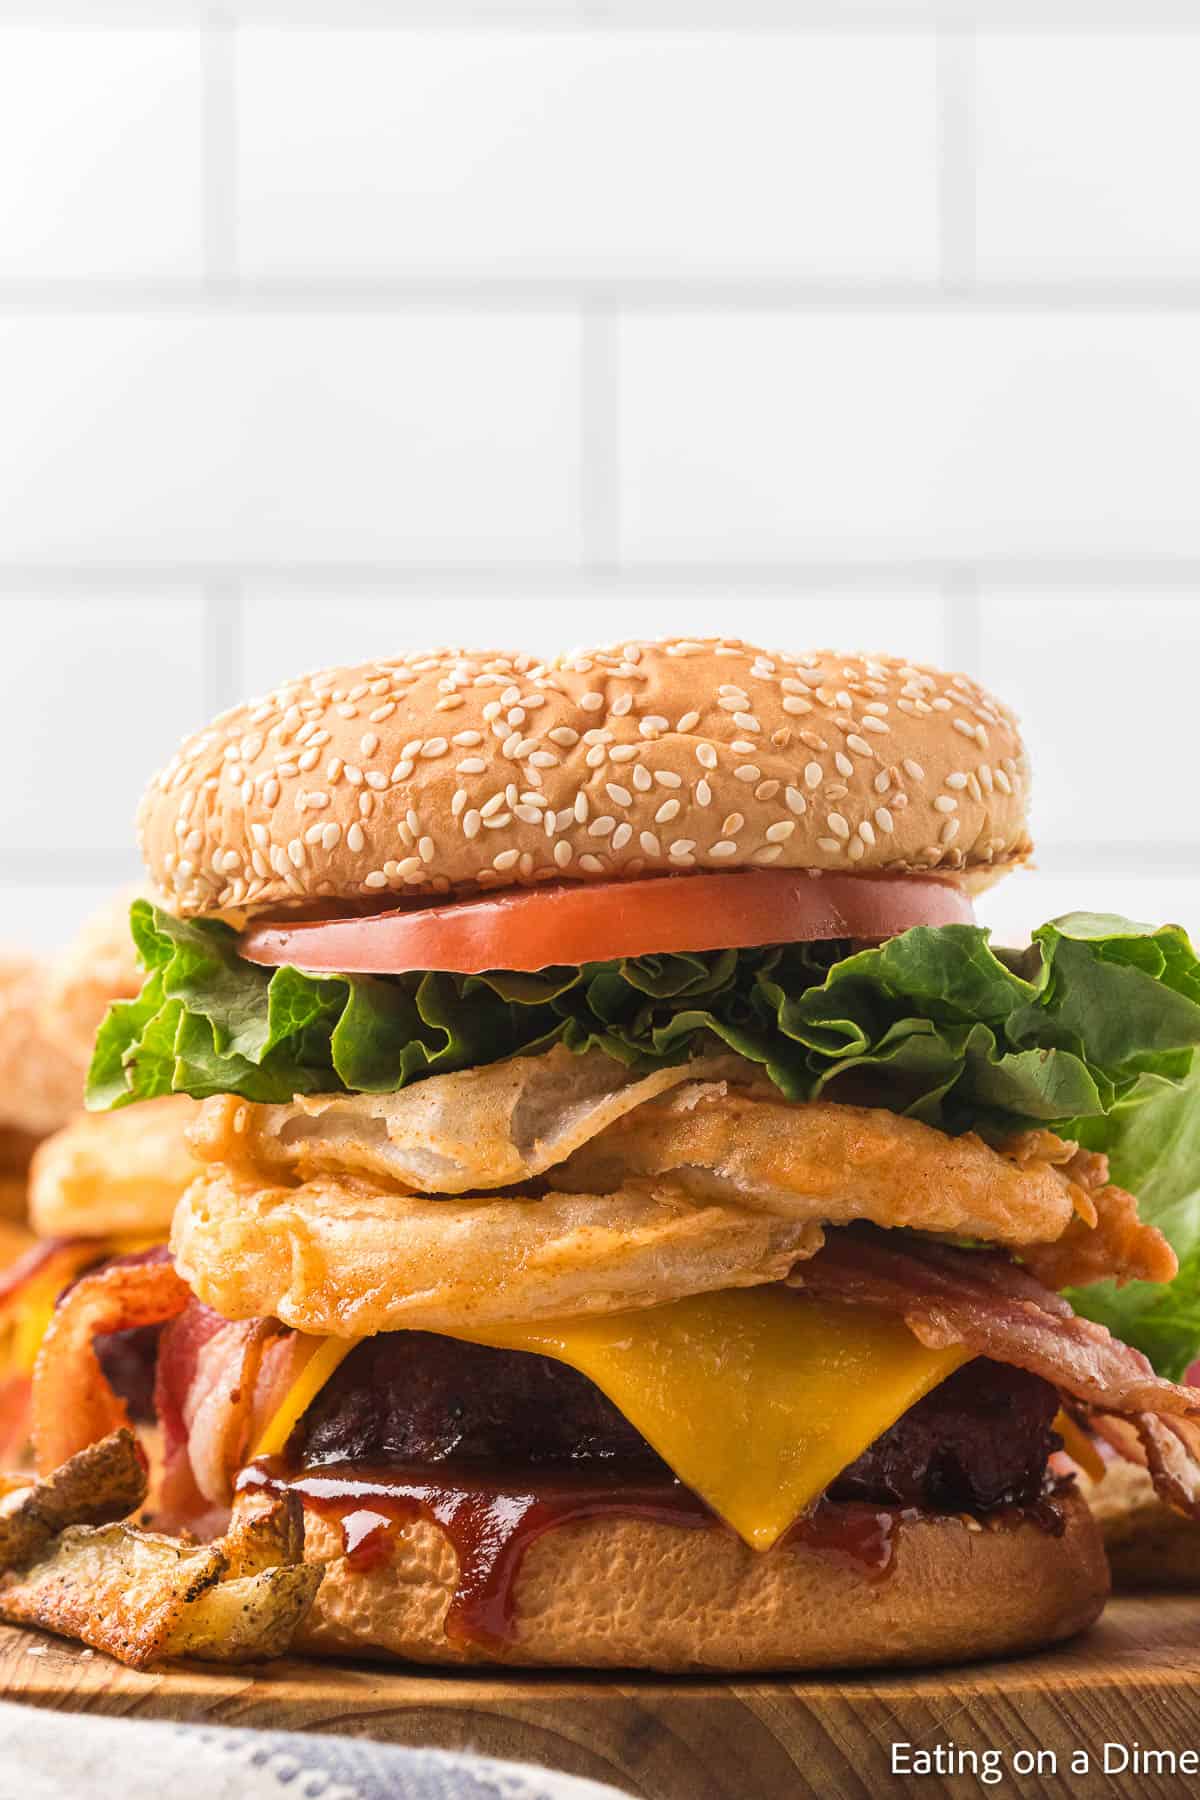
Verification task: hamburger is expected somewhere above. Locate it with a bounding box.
[28,639,1200,1671]
[0,894,201,1470]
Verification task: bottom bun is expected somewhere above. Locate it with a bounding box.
[1079,1460,1200,1590]
[293,1487,1107,1672]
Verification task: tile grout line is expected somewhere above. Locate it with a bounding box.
[937,15,976,299]
[936,10,979,671]
[203,7,239,288]
[579,298,621,575]
[202,577,243,714]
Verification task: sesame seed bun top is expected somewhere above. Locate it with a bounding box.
[138,639,1032,920]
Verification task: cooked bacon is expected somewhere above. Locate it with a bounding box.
[155,1300,299,1534]
[32,1254,191,1476]
[791,1224,1200,1517]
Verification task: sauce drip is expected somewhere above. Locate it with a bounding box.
[238,1458,953,1649]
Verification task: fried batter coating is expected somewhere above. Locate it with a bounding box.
[550,1082,1089,1250]
[29,1095,203,1239]
[170,1165,821,1335]
[189,1045,758,1196]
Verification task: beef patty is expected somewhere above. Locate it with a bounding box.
[296,1328,1061,1514]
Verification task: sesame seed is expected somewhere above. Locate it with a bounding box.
[360,733,379,756]
[722,813,745,835]
[322,823,341,850]
[420,737,448,759]
[875,807,894,834]
[607,783,632,807]
[785,787,807,816]
[835,752,854,778]
[528,751,559,769]
[696,743,717,769]
[655,798,681,824]
[579,854,605,873]
[347,822,365,853]
[553,840,572,867]
[611,693,633,717]
[462,811,481,840]
[515,804,542,825]
[710,841,738,858]
[653,770,682,788]
[858,820,876,846]
[481,793,507,819]
[847,837,866,862]
[766,821,795,843]
[612,822,633,850]
[632,766,652,792]
[734,764,761,784]
[903,758,925,781]
[805,762,823,789]
[946,772,968,790]
[549,727,579,747]
[575,793,589,823]
[846,735,872,758]
[482,812,512,830]
[755,779,780,801]
[585,745,606,769]
[782,695,813,715]
[952,719,976,741]
[934,796,957,814]
[287,839,306,868]
[676,711,700,732]
[364,870,387,888]
[581,692,604,712]
[493,848,520,872]
[640,831,661,857]
[827,812,850,840]
[695,779,712,807]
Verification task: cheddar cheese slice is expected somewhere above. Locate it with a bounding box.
[253,1288,968,1552]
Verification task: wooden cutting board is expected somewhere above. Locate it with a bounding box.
[3,1598,1200,1799]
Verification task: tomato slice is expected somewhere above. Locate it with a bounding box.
[239,872,974,977]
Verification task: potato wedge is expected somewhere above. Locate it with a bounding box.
[0,1480,322,1668]
[165,1561,323,1663]
[0,1520,226,1667]
[0,1429,146,1570]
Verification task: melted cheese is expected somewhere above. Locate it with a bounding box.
[255,1335,357,1457]
[252,1289,967,1552]
[1055,1409,1106,1484]
[461,1292,968,1550]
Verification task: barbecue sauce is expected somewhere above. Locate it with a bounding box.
[237,1457,973,1649]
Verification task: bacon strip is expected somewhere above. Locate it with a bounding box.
[790,1224,1200,1518]
[32,1255,191,1475]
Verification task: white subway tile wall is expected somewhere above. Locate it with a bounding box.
[0,7,1195,952]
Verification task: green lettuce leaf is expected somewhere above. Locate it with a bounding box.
[88,905,1200,1151]
[1066,1063,1200,1379]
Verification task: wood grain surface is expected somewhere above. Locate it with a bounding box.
[3,1599,1200,1799]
